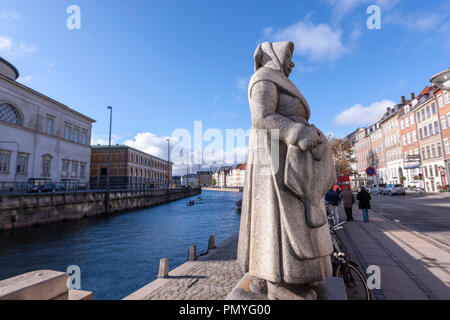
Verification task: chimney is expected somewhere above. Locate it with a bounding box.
[401,96,406,104]
[410,92,415,100]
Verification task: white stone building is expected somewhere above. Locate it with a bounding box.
[0,57,95,188]
[225,164,246,188]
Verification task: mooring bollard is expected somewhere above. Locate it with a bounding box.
[157,258,169,278]
[188,245,197,261]
[208,235,216,250]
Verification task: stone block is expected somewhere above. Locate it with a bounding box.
[0,270,69,300]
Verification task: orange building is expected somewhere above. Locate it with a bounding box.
[436,88,450,186]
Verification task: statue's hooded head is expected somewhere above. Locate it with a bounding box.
[254,41,295,77]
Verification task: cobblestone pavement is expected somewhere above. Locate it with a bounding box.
[143,235,244,300]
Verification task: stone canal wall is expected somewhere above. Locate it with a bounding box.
[0,188,201,231]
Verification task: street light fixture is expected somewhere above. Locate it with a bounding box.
[166,138,170,192]
[430,68,450,91]
[106,106,112,213]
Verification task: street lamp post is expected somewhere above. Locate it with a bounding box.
[106,106,112,214]
[166,138,170,195]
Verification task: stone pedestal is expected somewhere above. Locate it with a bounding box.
[225,273,347,300]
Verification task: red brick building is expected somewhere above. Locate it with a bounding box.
[436,88,450,186]
[90,145,172,189]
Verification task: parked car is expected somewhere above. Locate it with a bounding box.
[382,184,406,196]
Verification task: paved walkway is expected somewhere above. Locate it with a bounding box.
[123,235,244,300]
[336,207,450,300]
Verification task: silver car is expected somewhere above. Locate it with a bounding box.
[382,184,406,196]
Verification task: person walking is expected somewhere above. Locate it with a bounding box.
[342,188,355,221]
[357,186,371,223]
[325,187,340,225]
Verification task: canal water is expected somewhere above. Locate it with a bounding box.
[0,190,242,300]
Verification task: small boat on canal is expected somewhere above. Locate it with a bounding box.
[236,199,242,213]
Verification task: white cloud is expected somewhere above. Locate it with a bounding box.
[122,131,249,175]
[265,18,347,63]
[385,12,445,32]
[0,36,36,57]
[0,11,20,20]
[334,99,396,126]
[91,134,123,146]
[328,0,402,20]
[0,36,12,51]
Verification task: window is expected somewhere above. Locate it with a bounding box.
[130,153,133,162]
[62,160,70,177]
[407,133,411,144]
[434,121,439,134]
[64,124,71,140]
[424,126,428,137]
[410,114,415,125]
[17,154,29,175]
[429,124,433,136]
[442,116,448,130]
[447,113,450,127]
[426,146,431,159]
[445,92,450,105]
[46,116,55,135]
[431,103,437,115]
[437,143,443,157]
[431,144,436,158]
[412,131,417,142]
[445,139,450,154]
[405,118,410,128]
[400,120,404,129]
[417,112,421,123]
[429,165,434,177]
[422,147,426,160]
[426,106,431,118]
[402,135,406,145]
[81,131,87,145]
[421,109,426,121]
[80,162,86,178]
[419,128,423,139]
[73,128,80,143]
[0,150,11,173]
[0,103,21,125]
[42,154,52,177]
[438,94,444,108]
[71,161,78,177]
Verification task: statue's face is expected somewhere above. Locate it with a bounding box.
[284,49,295,77]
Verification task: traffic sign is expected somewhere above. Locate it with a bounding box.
[366,167,376,176]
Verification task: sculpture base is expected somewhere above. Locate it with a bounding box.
[225,274,347,300]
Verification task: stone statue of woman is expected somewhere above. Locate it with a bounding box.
[237,41,336,300]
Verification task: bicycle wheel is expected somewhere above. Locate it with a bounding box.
[335,263,371,300]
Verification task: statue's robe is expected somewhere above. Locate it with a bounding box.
[237,42,335,285]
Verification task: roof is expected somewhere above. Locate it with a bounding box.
[0,56,19,79]
[91,145,173,164]
[236,163,247,170]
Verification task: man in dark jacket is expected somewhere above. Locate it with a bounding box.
[357,187,371,223]
[325,188,340,224]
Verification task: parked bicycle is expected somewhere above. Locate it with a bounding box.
[326,209,371,300]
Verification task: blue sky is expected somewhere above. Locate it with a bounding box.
[1,0,449,171]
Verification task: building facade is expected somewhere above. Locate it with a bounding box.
[415,87,446,192]
[381,104,404,185]
[399,96,421,187]
[197,171,213,187]
[226,164,247,188]
[90,145,172,189]
[0,57,95,187]
[354,128,373,186]
[436,87,450,185]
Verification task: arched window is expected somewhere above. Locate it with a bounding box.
[0,103,21,125]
